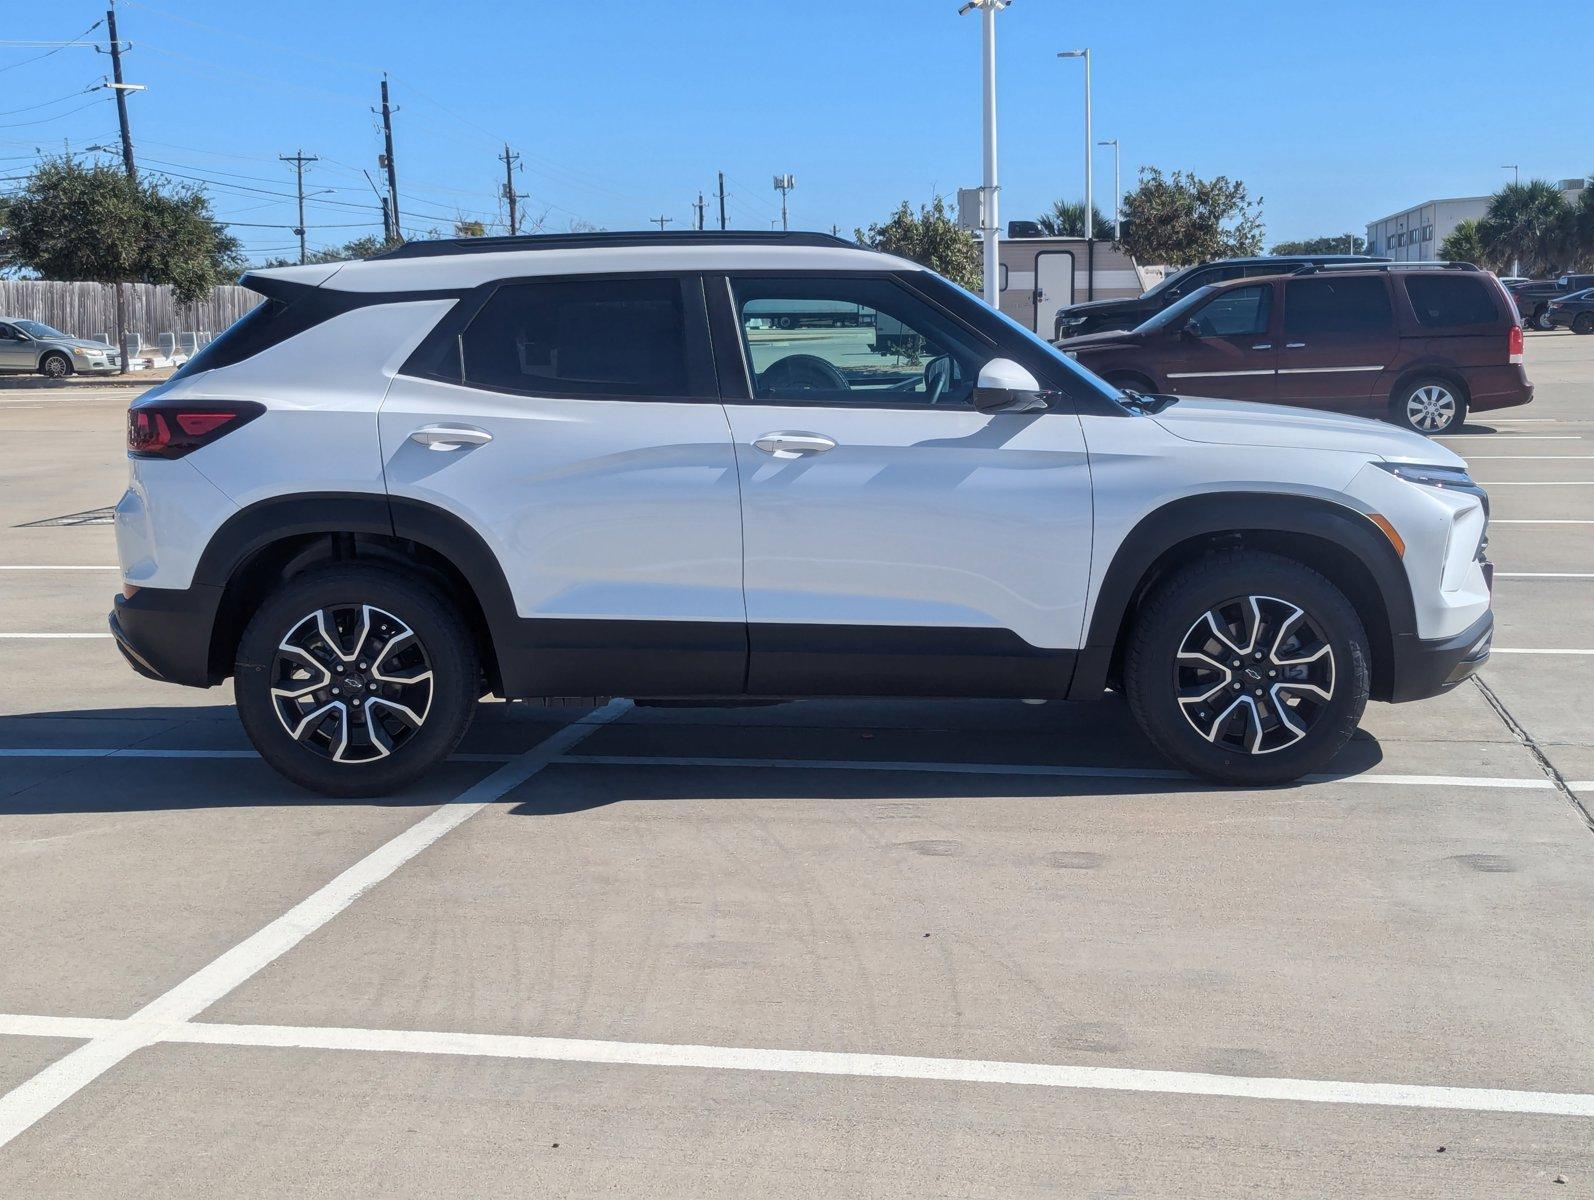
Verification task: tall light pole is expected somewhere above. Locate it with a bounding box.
[1097,138,1119,242]
[959,0,1008,308]
[1502,165,1521,275]
[1059,50,1091,242]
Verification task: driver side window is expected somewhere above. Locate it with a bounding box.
[1188,284,1272,338]
[731,277,987,408]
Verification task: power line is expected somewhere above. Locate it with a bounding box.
[0,98,107,129]
[0,83,100,118]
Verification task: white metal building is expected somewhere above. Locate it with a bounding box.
[996,237,1147,335]
[1367,180,1589,262]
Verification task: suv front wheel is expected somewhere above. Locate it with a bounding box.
[1125,551,1370,786]
[234,565,478,796]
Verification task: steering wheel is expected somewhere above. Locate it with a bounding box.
[922,355,953,405]
[759,353,849,395]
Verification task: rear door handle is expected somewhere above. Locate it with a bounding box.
[752,432,837,458]
[1285,342,1307,349]
[409,424,493,451]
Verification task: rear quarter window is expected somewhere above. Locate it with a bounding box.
[1405,276,1500,328]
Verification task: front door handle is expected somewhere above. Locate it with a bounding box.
[409,424,493,451]
[752,432,837,458]
[1251,343,1273,350]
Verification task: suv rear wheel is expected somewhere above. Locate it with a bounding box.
[1392,376,1467,435]
[1125,550,1370,786]
[233,565,478,796]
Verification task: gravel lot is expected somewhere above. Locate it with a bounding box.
[0,336,1591,1197]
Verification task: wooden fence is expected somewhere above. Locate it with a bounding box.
[0,280,257,341]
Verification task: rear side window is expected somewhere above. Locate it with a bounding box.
[1405,276,1498,327]
[460,278,692,398]
[169,298,287,379]
[1284,277,1394,335]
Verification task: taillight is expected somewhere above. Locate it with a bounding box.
[127,401,264,459]
[1508,324,1524,364]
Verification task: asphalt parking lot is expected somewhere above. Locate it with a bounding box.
[1,339,1591,1197]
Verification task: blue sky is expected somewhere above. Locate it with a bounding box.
[5,0,1590,265]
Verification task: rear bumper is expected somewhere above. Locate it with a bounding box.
[1385,608,1493,703]
[1467,365,1533,412]
[109,584,224,688]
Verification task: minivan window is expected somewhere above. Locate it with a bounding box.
[1188,284,1271,337]
[460,277,691,397]
[1284,277,1394,335]
[1405,275,1498,327]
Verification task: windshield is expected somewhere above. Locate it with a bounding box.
[1140,264,1197,299]
[15,320,68,340]
[1133,284,1219,332]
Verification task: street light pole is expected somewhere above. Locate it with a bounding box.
[959,0,1007,308]
[1097,138,1119,241]
[1060,50,1091,242]
[1502,165,1521,275]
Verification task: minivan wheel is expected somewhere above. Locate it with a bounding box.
[1574,313,1594,335]
[39,352,71,378]
[234,565,478,797]
[1124,550,1370,786]
[1392,377,1466,434]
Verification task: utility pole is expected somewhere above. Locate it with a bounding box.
[717,171,727,231]
[693,192,707,231]
[773,173,794,231]
[362,169,391,243]
[104,4,137,181]
[378,75,400,238]
[499,143,523,235]
[279,149,319,265]
[651,215,674,232]
[959,0,1008,308]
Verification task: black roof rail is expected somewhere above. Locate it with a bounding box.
[370,229,857,261]
[1291,261,1481,276]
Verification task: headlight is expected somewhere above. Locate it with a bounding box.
[1373,461,1489,526]
[72,347,95,356]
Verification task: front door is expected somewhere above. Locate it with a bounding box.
[1276,275,1398,413]
[380,274,747,695]
[1034,251,1075,335]
[712,272,1093,698]
[1158,282,1278,401]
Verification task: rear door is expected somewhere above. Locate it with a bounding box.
[1277,275,1398,413]
[1158,283,1278,400]
[711,271,1093,698]
[381,273,747,695]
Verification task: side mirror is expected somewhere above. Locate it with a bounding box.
[973,357,1050,413]
[1179,319,1203,341]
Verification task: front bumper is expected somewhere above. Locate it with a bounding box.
[109,584,224,688]
[1386,608,1493,703]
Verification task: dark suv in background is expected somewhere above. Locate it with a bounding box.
[1059,262,1530,434]
[1509,274,1594,330]
[1051,254,1390,340]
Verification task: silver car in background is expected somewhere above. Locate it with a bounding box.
[0,318,119,377]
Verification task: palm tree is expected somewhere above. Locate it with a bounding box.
[1438,219,1488,268]
[1572,181,1594,271]
[1477,181,1573,277]
[1036,198,1115,239]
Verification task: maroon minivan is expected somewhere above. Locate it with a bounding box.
[1059,264,1532,434]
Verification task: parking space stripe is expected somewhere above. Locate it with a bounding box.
[0,700,631,1152]
[0,633,112,639]
[1491,519,1594,524]
[1490,648,1594,655]
[1494,573,1594,579]
[0,748,516,762]
[2,1013,1588,1118]
[0,565,119,571]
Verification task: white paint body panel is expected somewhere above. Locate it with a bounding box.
[723,406,1093,649]
[380,377,745,623]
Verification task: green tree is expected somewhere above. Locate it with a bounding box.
[1270,234,1365,255]
[1438,219,1487,267]
[261,233,406,268]
[1571,179,1594,271]
[453,217,487,238]
[855,195,981,292]
[0,156,242,370]
[1118,167,1263,267]
[1035,198,1114,239]
[1477,180,1572,277]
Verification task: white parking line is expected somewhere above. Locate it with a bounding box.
[0,1012,1587,1119]
[0,700,631,1152]
[0,633,111,639]
[1473,481,1594,486]
[1461,455,1594,460]
[1494,573,1594,579]
[1491,519,1594,524]
[1438,436,1583,441]
[0,565,118,571]
[0,747,516,763]
[1489,648,1594,655]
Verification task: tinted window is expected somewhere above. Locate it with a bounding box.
[1404,275,1498,327]
[732,276,987,407]
[1284,277,1394,335]
[461,277,691,397]
[1189,284,1271,337]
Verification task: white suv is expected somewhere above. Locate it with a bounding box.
[111,231,1495,795]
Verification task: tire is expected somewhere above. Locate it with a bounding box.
[233,565,478,796]
[774,315,797,331]
[1124,549,1370,786]
[1574,313,1594,335]
[39,352,71,379]
[1391,376,1467,435]
[1534,306,1553,331]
